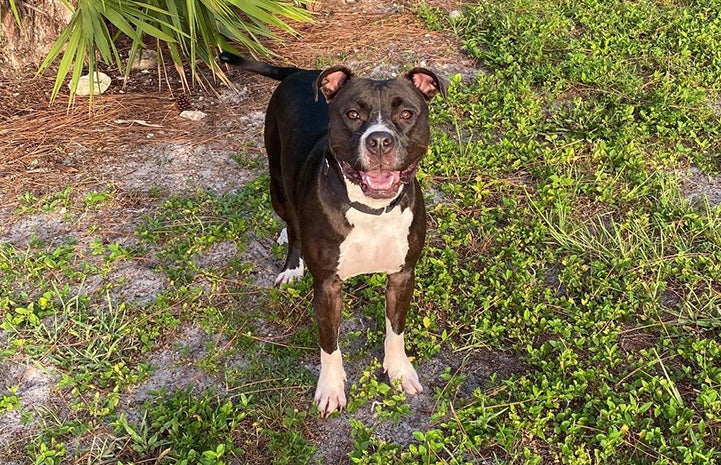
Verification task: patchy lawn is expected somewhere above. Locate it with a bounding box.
[1,0,720,464]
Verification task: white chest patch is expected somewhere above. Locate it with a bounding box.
[336,206,414,281]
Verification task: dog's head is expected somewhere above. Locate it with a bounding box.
[314,67,446,201]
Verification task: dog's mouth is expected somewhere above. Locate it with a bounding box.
[340,162,418,199]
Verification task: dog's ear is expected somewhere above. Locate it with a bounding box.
[314,66,353,103]
[405,68,447,101]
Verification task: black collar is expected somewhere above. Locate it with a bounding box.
[323,155,405,216]
[348,190,404,215]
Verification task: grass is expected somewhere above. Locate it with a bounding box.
[2,0,721,463]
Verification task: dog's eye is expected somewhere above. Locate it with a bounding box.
[346,110,360,120]
[400,110,414,120]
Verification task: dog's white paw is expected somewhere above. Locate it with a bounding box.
[274,259,305,286]
[384,356,423,395]
[277,228,288,245]
[383,321,423,395]
[314,349,347,417]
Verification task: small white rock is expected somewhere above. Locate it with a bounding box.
[180,110,207,121]
[449,10,463,20]
[73,72,111,96]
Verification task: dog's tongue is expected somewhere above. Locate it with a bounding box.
[360,170,400,191]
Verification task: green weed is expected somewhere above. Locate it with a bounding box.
[409,0,721,462]
[3,0,721,463]
[348,360,412,422]
[138,178,278,285]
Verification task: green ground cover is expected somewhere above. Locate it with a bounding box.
[414,0,721,462]
[1,0,720,463]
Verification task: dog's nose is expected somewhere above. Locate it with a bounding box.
[365,131,395,155]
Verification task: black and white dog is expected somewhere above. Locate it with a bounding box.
[220,52,446,417]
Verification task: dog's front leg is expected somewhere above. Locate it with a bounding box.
[383,269,423,395]
[313,275,347,417]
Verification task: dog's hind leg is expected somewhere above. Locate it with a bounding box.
[275,222,304,286]
[264,121,305,286]
[269,177,304,285]
[269,190,304,286]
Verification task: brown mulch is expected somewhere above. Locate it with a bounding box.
[0,1,473,209]
[278,10,467,68]
[2,90,158,171]
[0,83,195,205]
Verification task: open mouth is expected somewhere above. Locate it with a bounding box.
[340,161,418,199]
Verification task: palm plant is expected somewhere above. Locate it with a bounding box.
[3,0,20,26]
[21,0,311,102]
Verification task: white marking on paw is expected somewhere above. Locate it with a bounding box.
[274,258,305,286]
[277,228,288,245]
[383,317,423,395]
[314,349,347,417]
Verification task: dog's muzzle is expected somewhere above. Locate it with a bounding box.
[340,161,418,199]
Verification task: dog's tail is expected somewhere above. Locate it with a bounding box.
[219,52,305,81]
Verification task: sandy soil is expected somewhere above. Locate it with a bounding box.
[0,0,495,462]
[2,0,719,462]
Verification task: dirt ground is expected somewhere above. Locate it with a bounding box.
[4,1,720,463]
[0,0,721,463]
[0,0,492,462]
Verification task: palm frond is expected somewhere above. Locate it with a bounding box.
[5,0,22,27]
[35,0,312,103]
